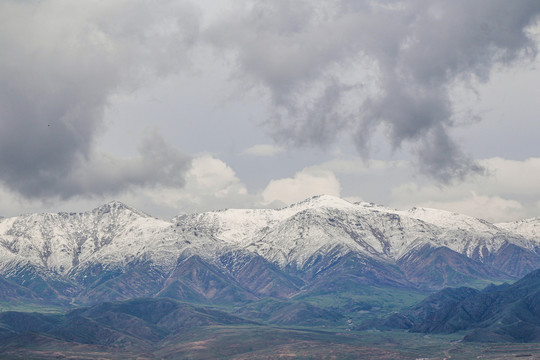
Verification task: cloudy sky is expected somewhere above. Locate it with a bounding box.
[1,0,540,222]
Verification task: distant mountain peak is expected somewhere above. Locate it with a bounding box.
[101,200,130,209]
[91,200,150,218]
[288,194,356,210]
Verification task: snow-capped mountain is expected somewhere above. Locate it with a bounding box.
[0,195,539,304]
[497,217,540,243]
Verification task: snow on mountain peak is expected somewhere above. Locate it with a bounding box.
[287,195,357,211]
[171,195,359,247]
[400,206,497,232]
[496,217,540,242]
[91,200,150,218]
[0,196,539,281]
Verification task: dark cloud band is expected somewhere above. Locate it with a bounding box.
[0,1,198,199]
[207,0,540,181]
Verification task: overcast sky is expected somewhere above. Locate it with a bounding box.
[1,0,540,222]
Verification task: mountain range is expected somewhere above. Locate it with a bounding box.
[0,195,539,306]
[2,196,540,357]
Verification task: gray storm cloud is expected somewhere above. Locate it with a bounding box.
[62,132,191,199]
[0,0,197,198]
[208,0,540,181]
[2,0,540,202]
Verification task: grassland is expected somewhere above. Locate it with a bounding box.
[2,325,539,359]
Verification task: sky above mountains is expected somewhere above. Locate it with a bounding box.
[1,0,540,222]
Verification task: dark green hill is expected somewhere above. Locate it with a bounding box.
[0,297,256,354]
[386,268,540,342]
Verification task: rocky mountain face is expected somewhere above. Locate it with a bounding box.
[0,195,539,305]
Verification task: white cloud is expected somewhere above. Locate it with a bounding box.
[415,193,525,223]
[186,155,248,198]
[390,157,540,222]
[481,157,540,196]
[136,157,345,215]
[242,144,284,157]
[3,153,540,224]
[262,168,341,205]
[127,154,255,216]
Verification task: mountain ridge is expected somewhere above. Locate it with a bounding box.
[0,195,539,304]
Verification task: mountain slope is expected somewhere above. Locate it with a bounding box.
[156,255,257,304]
[386,268,540,342]
[397,245,511,289]
[0,195,538,305]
